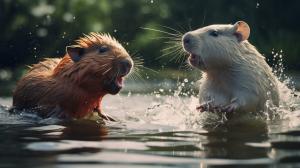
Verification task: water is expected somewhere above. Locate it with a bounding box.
[1,85,300,168]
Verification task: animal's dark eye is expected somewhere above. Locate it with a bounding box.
[99,46,109,53]
[209,30,219,37]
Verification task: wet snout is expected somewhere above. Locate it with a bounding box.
[182,33,195,52]
[119,59,133,76]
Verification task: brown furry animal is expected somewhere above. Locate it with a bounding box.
[12,33,133,120]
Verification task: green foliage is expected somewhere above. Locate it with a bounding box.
[0,0,299,70]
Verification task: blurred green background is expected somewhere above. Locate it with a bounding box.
[0,0,299,96]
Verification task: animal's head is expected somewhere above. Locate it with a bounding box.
[65,32,133,95]
[182,21,250,71]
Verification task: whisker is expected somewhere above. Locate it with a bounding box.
[161,25,184,35]
[98,63,110,68]
[163,41,182,45]
[150,36,181,41]
[102,67,112,75]
[141,27,181,37]
[140,66,158,74]
[161,46,182,56]
[142,25,189,65]
[128,68,144,83]
[176,23,190,33]
[169,50,185,62]
[175,50,188,63]
[161,45,181,52]
[157,47,182,60]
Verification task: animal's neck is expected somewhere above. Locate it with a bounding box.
[206,68,236,81]
[53,54,73,76]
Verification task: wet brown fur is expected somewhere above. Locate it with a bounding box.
[13,33,131,119]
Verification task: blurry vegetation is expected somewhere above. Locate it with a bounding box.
[0,0,299,96]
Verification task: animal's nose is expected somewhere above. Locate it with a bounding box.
[119,59,132,75]
[182,33,193,45]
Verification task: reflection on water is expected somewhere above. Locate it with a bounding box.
[1,89,300,167]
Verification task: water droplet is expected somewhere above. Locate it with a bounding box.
[256,2,260,8]
[114,29,117,33]
[63,13,74,22]
[184,78,188,83]
[37,28,47,37]
[150,0,154,3]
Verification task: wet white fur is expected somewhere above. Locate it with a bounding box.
[185,23,279,113]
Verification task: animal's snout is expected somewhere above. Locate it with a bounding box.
[182,33,195,52]
[119,59,132,76]
[182,33,194,46]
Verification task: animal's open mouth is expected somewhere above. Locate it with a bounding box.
[110,69,131,93]
[188,53,206,70]
[115,75,125,88]
[104,60,132,95]
[189,54,197,63]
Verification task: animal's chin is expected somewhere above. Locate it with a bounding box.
[104,76,125,95]
[102,65,132,95]
[188,53,206,70]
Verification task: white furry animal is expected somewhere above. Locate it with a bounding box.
[182,21,279,114]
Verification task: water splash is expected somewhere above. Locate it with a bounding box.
[122,50,300,131]
[270,50,300,123]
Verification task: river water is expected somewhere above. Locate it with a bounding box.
[1,76,300,168]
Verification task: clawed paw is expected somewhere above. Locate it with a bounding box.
[221,103,238,113]
[197,102,238,113]
[98,112,116,122]
[94,107,116,121]
[196,102,222,113]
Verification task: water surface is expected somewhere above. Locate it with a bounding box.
[1,90,300,168]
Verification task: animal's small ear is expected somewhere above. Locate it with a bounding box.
[66,45,85,62]
[233,21,250,42]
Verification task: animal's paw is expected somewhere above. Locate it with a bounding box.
[221,102,239,113]
[196,102,222,113]
[94,107,116,122]
[98,112,116,122]
[196,104,207,112]
[197,102,211,112]
[197,101,239,113]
